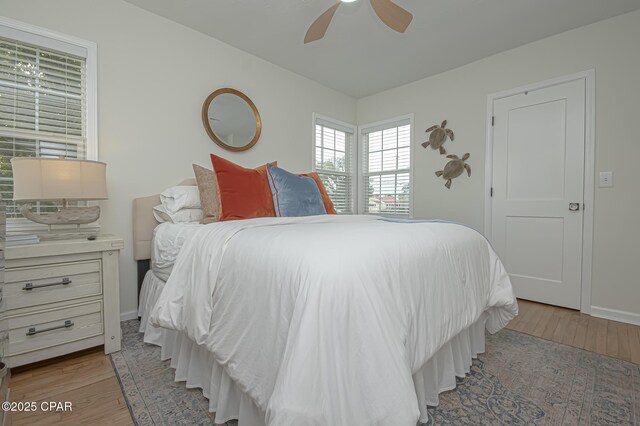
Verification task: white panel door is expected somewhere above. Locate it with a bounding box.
[491,79,585,309]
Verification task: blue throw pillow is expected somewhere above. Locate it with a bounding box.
[266,164,327,217]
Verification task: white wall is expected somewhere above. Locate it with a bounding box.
[0,0,357,317]
[357,10,640,317]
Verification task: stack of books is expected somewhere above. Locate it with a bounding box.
[6,233,40,247]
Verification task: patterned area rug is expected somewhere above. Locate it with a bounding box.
[112,319,639,425]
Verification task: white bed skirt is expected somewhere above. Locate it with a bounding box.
[138,270,487,425]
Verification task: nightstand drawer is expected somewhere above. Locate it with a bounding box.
[5,260,102,310]
[8,301,103,356]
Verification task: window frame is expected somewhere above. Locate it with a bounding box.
[0,16,98,230]
[311,113,357,214]
[357,114,414,218]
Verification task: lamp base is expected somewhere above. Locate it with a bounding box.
[20,204,100,225]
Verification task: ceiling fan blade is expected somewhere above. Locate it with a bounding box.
[304,2,341,44]
[369,0,413,33]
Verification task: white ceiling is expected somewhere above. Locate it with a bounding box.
[125,0,640,98]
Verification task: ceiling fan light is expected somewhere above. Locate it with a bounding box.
[305,0,412,44]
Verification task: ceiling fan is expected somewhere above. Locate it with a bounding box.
[305,0,413,44]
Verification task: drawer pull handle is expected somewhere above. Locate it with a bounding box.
[23,277,72,291]
[26,320,74,336]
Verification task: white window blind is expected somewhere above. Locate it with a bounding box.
[361,120,411,216]
[314,118,355,213]
[0,34,87,218]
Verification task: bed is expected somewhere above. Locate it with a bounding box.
[132,183,518,426]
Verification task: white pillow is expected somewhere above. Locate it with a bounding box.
[153,204,203,223]
[160,186,201,214]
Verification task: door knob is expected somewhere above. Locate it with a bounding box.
[569,203,580,211]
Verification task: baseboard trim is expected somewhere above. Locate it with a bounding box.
[120,310,139,322]
[590,306,640,326]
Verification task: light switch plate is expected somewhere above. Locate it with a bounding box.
[599,171,613,188]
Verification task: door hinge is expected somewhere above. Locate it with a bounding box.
[491,116,495,127]
[490,187,494,197]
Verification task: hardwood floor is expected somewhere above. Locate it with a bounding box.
[8,348,132,426]
[7,301,640,425]
[506,299,640,364]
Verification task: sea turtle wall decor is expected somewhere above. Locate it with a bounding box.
[435,153,471,189]
[422,120,454,155]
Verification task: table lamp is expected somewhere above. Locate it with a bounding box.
[11,158,108,231]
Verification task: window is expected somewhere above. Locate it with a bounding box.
[0,19,96,220]
[360,117,412,216]
[313,115,356,213]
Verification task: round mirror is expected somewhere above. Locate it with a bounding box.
[202,88,262,152]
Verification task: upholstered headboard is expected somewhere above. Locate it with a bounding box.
[132,178,196,261]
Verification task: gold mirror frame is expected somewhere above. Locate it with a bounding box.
[201,88,262,152]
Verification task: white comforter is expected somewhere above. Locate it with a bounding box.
[150,215,517,425]
[151,222,203,281]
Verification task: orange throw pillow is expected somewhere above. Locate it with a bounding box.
[210,154,276,221]
[301,172,337,214]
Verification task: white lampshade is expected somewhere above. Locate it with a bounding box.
[11,158,108,202]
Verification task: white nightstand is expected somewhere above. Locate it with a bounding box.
[4,235,124,368]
